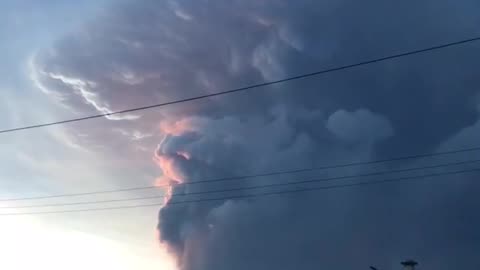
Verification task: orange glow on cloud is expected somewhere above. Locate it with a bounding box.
[153,151,186,205]
[155,176,176,204]
[155,175,172,187]
[153,152,185,183]
[153,160,183,266]
[160,119,195,136]
[154,118,198,268]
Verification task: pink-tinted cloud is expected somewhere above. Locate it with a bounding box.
[160,119,196,136]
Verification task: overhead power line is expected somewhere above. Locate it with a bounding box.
[2,158,478,209]
[1,146,479,202]
[1,167,478,216]
[1,36,480,135]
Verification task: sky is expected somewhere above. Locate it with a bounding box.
[1,1,480,270]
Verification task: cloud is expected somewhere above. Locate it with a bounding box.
[39,70,140,121]
[33,0,480,269]
[28,55,67,103]
[326,109,393,143]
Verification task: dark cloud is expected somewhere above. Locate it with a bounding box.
[34,0,480,269]
[326,109,393,143]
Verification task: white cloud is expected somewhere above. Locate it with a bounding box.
[252,39,285,81]
[169,0,193,21]
[114,128,153,141]
[47,73,140,121]
[28,55,67,103]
